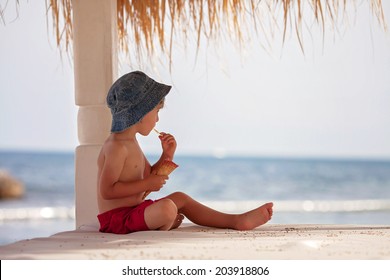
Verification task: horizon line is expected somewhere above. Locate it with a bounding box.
[1,148,390,162]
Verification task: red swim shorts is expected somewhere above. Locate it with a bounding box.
[97,199,155,234]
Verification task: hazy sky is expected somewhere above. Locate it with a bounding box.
[1,1,390,159]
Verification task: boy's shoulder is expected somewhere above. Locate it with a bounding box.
[101,137,129,156]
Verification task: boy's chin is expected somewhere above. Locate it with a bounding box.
[139,130,151,137]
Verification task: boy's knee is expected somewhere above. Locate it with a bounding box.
[158,199,178,221]
[171,191,190,202]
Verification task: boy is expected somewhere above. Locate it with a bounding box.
[97,71,273,234]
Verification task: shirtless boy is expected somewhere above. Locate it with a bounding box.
[97,71,273,234]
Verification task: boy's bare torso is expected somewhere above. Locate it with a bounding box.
[97,135,151,213]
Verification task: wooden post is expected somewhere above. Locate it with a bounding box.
[72,0,117,228]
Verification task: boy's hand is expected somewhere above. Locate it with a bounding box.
[143,159,178,200]
[159,132,177,159]
[145,173,169,192]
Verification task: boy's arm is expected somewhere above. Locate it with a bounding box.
[152,132,177,170]
[99,145,167,200]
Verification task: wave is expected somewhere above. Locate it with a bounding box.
[1,199,390,221]
[205,199,390,213]
[0,206,75,221]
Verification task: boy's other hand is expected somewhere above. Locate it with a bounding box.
[146,173,169,192]
[159,132,177,159]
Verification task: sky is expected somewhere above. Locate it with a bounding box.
[1,1,390,159]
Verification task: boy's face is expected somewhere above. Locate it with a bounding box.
[138,102,163,136]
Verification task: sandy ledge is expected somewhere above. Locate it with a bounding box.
[0,224,389,260]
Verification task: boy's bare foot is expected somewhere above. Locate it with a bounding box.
[234,202,273,230]
[170,213,184,230]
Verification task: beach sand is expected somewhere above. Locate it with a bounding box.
[0,223,389,259]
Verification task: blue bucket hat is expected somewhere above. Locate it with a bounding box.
[107,71,172,132]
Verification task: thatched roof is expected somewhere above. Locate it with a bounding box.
[2,0,387,64]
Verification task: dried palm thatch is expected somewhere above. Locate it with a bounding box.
[2,0,387,64]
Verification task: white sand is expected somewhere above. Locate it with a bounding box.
[0,223,389,259]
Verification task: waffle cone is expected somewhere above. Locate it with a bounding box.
[156,160,179,175]
[142,160,178,199]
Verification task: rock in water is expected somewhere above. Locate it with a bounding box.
[0,170,25,199]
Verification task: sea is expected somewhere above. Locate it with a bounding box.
[0,150,389,246]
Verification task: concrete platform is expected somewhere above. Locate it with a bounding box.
[0,224,389,259]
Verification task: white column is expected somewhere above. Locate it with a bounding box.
[72,0,117,228]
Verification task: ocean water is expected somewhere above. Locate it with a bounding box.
[0,151,390,246]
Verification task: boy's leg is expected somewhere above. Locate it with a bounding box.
[165,192,273,230]
[144,199,183,230]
